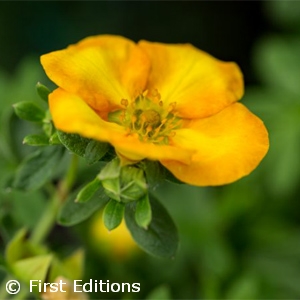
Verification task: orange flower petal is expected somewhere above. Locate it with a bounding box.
[41,35,150,118]
[138,41,244,119]
[49,89,192,164]
[161,103,269,186]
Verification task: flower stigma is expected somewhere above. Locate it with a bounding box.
[108,89,181,144]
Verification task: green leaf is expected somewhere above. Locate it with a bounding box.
[12,254,52,290]
[57,131,108,164]
[84,140,109,164]
[75,177,102,203]
[100,145,116,162]
[57,131,91,157]
[13,101,45,122]
[141,160,166,189]
[13,146,64,191]
[23,134,49,146]
[58,185,109,226]
[103,199,125,231]
[11,190,47,230]
[125,194,178,258]
[36,82,51,102]
[135,194,152,229]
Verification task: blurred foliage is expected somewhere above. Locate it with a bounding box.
[0,57,49,237]
[1,1,300,299]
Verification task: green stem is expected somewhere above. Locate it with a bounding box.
[30,154,78,245]
[29,190,60,245]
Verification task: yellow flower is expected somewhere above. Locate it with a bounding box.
[41,35,269,186]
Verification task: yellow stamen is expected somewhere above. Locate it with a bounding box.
[109,90,181,145]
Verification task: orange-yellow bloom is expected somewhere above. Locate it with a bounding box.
[41,35,269,186]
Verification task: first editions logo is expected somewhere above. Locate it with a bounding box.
[30,279,140,294]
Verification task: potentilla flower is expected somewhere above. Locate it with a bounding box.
[41,35,269,186]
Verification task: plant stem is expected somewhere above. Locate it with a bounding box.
[29,189,60,245]
[30,154,78,245]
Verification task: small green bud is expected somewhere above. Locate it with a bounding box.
[103,199,125,231]
[98,158,148,203]
[36,82,51,102]
[98,158,121,201]
[119,166,147,203]
[23,134,49,146]
[13,101,45,122]
[75,177,102,203]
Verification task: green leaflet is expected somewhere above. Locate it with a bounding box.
[23,134,49,146]
[135,193,152,229]
[13,101,45,122]
[36,82,51,102]
[103,199,125,231]
[57,131,109,164]
[58,185,109,226]
[75,177,102,203]
[125,194,178,259]
[13,146,64,191]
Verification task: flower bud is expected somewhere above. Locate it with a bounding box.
[98,158,121,201]
[119,166,147,203]
[98,158,148,203]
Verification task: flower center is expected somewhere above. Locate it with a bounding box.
[108,90,181,144]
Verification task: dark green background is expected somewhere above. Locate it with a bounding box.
[1,1,267,83]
